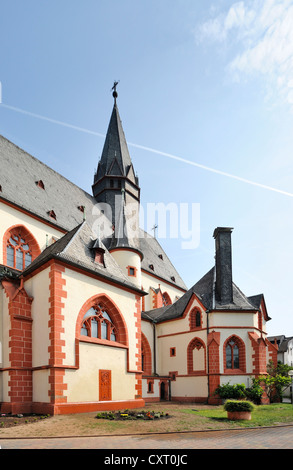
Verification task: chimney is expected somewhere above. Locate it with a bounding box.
[213,227,234,305]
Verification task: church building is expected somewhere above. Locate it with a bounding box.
[0,89,277,415]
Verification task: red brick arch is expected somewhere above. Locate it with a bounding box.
[162,292,172,306]
[189,307,202,330]
[76,294,128,347]
[3,224,41,269]
[141,333,152,375]
[187,337,206,375]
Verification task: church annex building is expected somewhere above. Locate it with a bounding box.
[0,91,277,415]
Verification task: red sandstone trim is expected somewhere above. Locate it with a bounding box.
[134,294,143,399]
[0,399,146,416]
[187,337,206,375]
[248,332,268,375]
[141,333,152,375]
[7,285,33,414]
[48,262,67,406]
[207,331,221,404]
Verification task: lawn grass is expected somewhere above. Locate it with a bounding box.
[185,403,293,428]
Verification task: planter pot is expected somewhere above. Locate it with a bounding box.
[227,411,251,421]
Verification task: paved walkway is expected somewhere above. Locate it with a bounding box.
[1,425,293,450]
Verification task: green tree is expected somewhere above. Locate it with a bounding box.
[254,361,292,403]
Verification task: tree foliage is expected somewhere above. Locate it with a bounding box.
[215,361,293,404]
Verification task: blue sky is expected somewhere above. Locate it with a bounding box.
[1,0,293,336]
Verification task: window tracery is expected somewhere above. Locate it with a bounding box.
[80,304,117,342]
[6,231,33,270]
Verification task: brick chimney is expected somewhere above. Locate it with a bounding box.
[213,227,234,305]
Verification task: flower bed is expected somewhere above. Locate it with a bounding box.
[95,409,170,421]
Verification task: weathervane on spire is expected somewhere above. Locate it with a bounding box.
[112,81,119,101]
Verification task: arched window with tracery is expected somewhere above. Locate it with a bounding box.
[4,225,40,270]
[224,336,246,373]
[81,304,117,342]
[76,294,128,347]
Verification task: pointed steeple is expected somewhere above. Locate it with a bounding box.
[92,86,140,247]
[93,85,139,190]
[94,102,133,180]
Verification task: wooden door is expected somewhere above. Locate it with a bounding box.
[99,369,112,401]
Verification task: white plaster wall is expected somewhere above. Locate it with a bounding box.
[110,250,142,288]
[171,376,208,398]
[65,342,136,402]
[1,289,10,369]
[142,378,160,399]
[208,311,256,329]
[141,271,185,312]
[284,339,293,367]
[0,202,64,264]
[220,375,252,388]
[0,292,11,402]
[33,369,50,403]
[62,267,139,373]
[157,330,206,376]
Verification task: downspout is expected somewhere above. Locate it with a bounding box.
[152,321,157,376]
[206,309,210,402]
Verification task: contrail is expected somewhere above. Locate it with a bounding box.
[128,142,293,197]
[1,103,105,138]
[1,103,293,198]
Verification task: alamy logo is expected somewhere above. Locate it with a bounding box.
[92,197,200,250]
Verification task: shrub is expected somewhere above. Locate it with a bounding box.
[223,400,255,413]
[214,382,246,399]
[244,383,264,405]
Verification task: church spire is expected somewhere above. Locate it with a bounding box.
[92,85,140,246]
[93,83,139,187]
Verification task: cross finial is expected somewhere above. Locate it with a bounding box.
[152,224,158,238]
[112,81,119,100]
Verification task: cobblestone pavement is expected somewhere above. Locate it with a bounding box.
[0,425,293,450]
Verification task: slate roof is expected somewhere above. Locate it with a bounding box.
[267,335,293,352]
[22,221,145,294]
[142,267,260,323]
[94,102,138,184]
[0,134,186,291]
[0,135,96,231]
[139,229,187,290]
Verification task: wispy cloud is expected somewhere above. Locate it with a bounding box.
[197,0,293,107]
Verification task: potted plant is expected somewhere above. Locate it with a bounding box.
[223,400,255,420]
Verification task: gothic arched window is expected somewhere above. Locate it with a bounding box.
[190,308,202,329]
[226,339,239,369]
[5,228,39,270]
[81,304,117,342]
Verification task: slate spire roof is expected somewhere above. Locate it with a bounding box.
[93,100,138,185]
